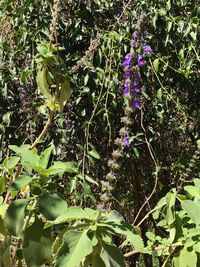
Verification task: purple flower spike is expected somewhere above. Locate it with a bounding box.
[134,71,141,81]
[122,53,132,67]
[123,136,130,147]
[124,69,131,79]
[143,43,153,53]
[123,82,130,95]
[137,54,145,67]
[133,84,140,93]
[133,99,141,110]
[133,30,139,42]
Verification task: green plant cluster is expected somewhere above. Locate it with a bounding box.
[0,0,199,266]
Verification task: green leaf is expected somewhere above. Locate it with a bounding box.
[45,207,90,228]
[9,145,40,166]
[23,217,52,267]
[153,58,159,72]
[54,230,93,267]
[100,221,144,252]
[38,193,68,220]
[0,176,6,194]
[4,156,20,170]
[9,175,32,192]
[100,242,126,267]
[5,199,30,236]
[56,78,72,112]
[157,88,163,100]
[184,186,200,198]
[36,67,53,101]
[88,150,100,160]
[179,248,197,267]
[0,238,12,267]
[39,146,53,169]
[47,161,77,175]
[181,200,200,225]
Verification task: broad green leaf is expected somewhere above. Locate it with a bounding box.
[45,207,90,228]
[38,193,68,220]
[54,230,93,267]
[23,217,52,267]
[56,79,72,112]
[92,255,106,267]
[9,175,32,192]
[36,67,52,101]
[184,186,200,198]
[9,145,40,166]
[88,150,100,160]
[47,161,77,175]
[5,199,30,236]
[100,243,126,267]
[181,200,200,225]
[0,238,12,267]
[194,178,200,188]
[106,211,124,221]
[4,156,20,170]
[100,221,144,252]
[39,146,53,169]
[179,248,197,267]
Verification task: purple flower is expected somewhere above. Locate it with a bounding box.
[133,31,139,42]
[137,54,145,67]
[122,53,132,67]
[142,43,153,53]
[123,82,130,95]
[133,99,141,109]
[134,71,141,81]
[123,69,132,79]
[123,136,130,147]
[133,83,140,93]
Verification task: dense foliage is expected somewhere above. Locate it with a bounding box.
[0,0,199,266]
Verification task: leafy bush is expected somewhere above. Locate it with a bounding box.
[0,0,199,266]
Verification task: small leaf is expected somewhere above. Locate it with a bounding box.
[36,67,53,101]
[5,199,30,237]
[153,58,159,72]
[54,230,93,267]
[184,186,200,198]
[88,150,100,160]
[4,156,20,170]
[56,78,72,112]
[47,161,77,175]
[0,176,6,194]
[157,88,163,100]
[23,217,52,267]
[9,175,32,192]
[100,243,126,267]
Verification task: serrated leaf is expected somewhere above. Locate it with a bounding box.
[39,146,53,169]
[100,221,144,252]
[179,248,197,267]
[54,230,93,267]
[9,175,32,192]
[45,207,90,228]
[23,217,52,267]
[4,156,20,170]
[181,200,200,225]
[38,193,68,220]
[100,243,126,267]
[184,186,200,198]
[5,199,30,236]
[47,161,77,175]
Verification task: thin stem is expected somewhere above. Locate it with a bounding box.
[31,110,55,149]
